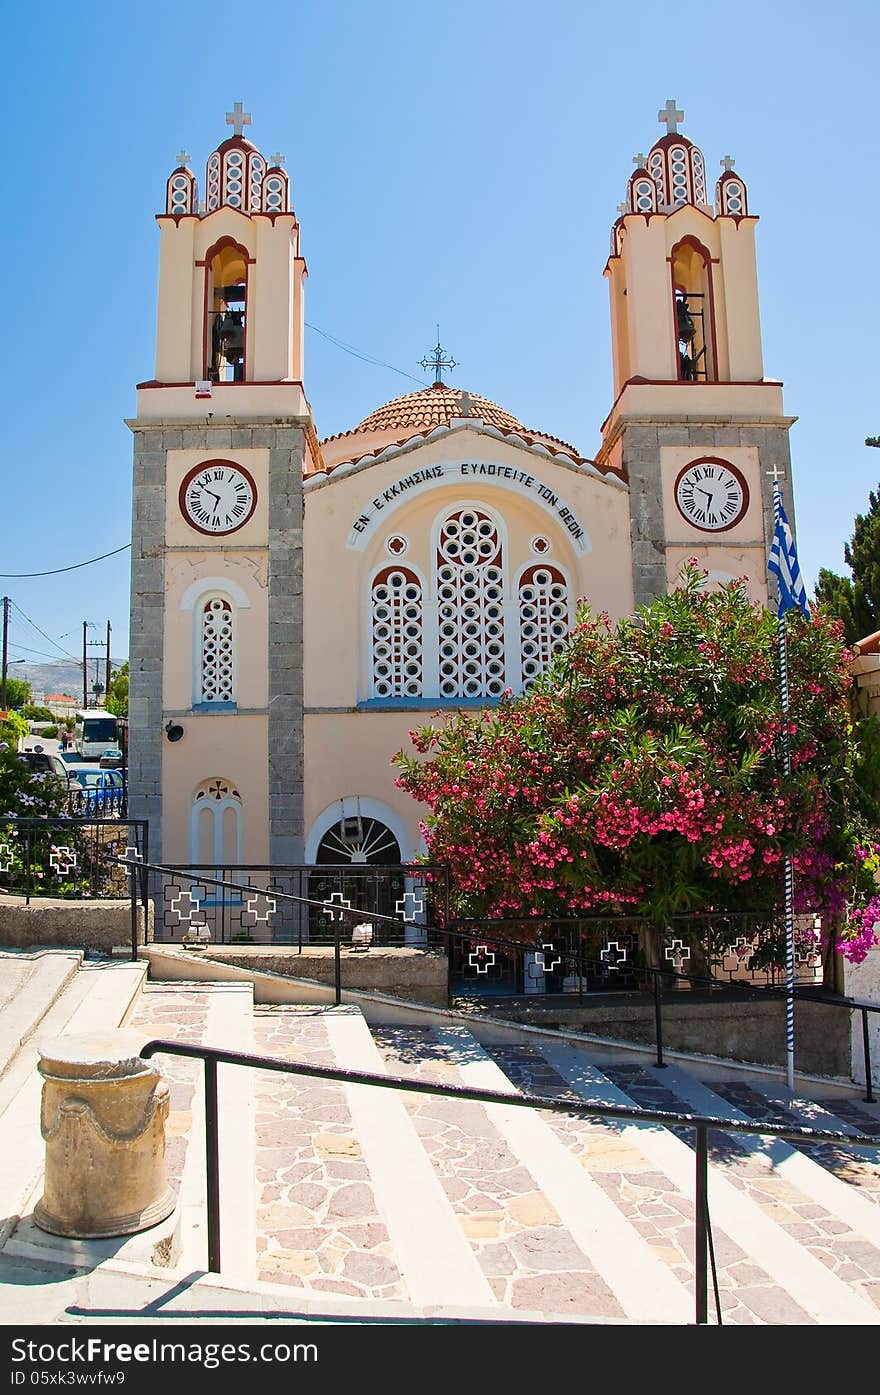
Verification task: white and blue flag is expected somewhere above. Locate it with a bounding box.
[768,491,809,619]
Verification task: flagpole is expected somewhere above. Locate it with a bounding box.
[771,478,796,1092]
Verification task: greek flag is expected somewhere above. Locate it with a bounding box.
[768,493,809,619]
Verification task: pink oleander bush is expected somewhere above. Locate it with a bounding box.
[393,563,879,964]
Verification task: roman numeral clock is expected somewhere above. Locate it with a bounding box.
[673,458,748,532]
[179,460,257,535]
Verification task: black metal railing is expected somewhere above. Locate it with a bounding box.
[150,861,448,948]
[139,1036,880,1326]
[449,910,824,996]
[65,784,127,820]
[122,857,880,1102]
[2,817,148,906]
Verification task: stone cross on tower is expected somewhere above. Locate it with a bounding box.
[632,152,646,167]
[658,99,684,135]
[720,155,736,171]
[269,152,286,167]
[226,102,252,137]
[176,150,191,168]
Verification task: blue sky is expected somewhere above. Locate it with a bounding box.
[3,0,879,670]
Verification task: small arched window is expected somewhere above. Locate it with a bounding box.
[191,778,242,865]
[199,596,235,703]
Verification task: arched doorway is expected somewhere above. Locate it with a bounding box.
[308,813,404,942]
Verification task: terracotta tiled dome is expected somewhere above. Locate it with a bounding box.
[354,383,526,435]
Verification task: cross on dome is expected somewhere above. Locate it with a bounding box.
[720,154,736,171]
[226,101,252,137]
[658,99,684,135]
[419,329,457,387]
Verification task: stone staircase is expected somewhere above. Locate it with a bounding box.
[1,948,879,1325]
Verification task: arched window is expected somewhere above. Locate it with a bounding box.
[518,565,571,687]
[203,238,249,383]
[199,596,235,703]
[370,566,423,697]
[191,778,242,865]
[435,507,506,698]
[671,237,717,383]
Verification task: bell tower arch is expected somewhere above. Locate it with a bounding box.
[127,104,314,864]
[599,101,797,607]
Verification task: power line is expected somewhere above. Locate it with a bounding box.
[7,642,79,662]
[305,322,428,387]
[10,602,79,662]
[0,543,131,578]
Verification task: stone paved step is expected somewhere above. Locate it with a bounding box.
[477,1037,880,1323]
[370,1023,694,1322]
[0,948,83,1080]
[574,1054,880,1321]
[251,1004,492,1309]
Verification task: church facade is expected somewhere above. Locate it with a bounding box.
[127,101,796,873]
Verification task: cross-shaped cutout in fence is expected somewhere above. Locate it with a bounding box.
[322,892,352,923]
[601,940,628,972]
[245,892,276,924]
[534,943,561,976]
[169,889,204,923]
[664,938,691,972]
[468,944,495,974]
[49,845,77,876]
[0,843,13,873]
[395,890,424,923]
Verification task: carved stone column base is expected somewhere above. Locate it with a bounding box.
[34,1030,176,1240]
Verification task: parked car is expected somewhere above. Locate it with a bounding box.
[69,768,125,816]
[98,747,123,769]
[17,749,77,791]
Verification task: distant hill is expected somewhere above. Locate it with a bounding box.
[9,662,102,705]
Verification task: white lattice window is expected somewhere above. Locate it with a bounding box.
[519,565,571,687]
[200,597,235,702]
[435,508,506,698]
[370,567,423,697]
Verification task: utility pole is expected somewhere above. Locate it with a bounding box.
[105,621,111,698]
[1,596,9,711]
[82,621,88,710]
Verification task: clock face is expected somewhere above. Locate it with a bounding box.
[179,460,257,535]
[674,458,749,532]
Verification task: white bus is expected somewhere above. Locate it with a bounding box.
[73,709,119,760]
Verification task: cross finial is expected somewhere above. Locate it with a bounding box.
[269,151,286,167]
[658,99,684,135]
[766,465,786,490]
[632,152,646,167]
[176,149,191,168]
[226,102,252,137]
[457,389,473,417]
[419,328,457,386]
[720,154,736,172]
[617,201,629,216]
